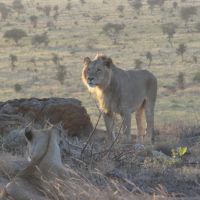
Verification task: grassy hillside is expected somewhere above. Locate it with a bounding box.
[0,0,200,128]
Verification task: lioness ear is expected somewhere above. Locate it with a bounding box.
[104,57,113,68]
[83,57,91,66]
[25,127,33,142]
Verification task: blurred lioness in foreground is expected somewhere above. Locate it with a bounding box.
[1,127,68,200]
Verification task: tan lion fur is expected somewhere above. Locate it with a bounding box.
[1,127,68,200]
[82,54,157,143]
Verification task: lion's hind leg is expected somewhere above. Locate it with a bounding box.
[144,99,155,144]
[135,103,146,144]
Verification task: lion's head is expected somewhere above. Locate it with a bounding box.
[82,55,113,89]
[24,126,61,163]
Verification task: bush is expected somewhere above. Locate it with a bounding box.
[4,28,27,44]
[12,0,24,14]
[177,72,185,89]
[32,32,49,46]
[9,54,17,70]
[176,43,187,62]
[102,23,125,44]
[116,5,124,13]
[14,83,22,92]
[180,6,197,26]
[56,65,66,85]
[193,72,200,83]
[145,51,152,66]
[52,53,61,66]
[161,23,177,46]
[147,0,165,14]
[0,3,10,21]
[134,59,143,69]
[29,15,38,28]
[194,22,200,32]
[128,0,143,15]
[43,5,51,17]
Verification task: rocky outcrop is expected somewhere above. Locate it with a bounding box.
[0,97,93,137]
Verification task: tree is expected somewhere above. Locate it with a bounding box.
[4,28,27,45]
[32,32,49,46]
[176,43,186,62]
[177,72,185,90]
[161,23,177,46]
[52,53,61,66]
[134,59,143,69]
[193,72,200,83]
[0,3,10,21]
[145,51,152,66]
[147,0,165,14]
[80,0,86,4]
[53,5,59,20]
[12,0,24,15]
[9,54,17,70]
[29,15,38,28]
[30,57,36,66]
[102,23,125,44]
[66,2,71,10]
[192,55,197,64]
[43,5,51,17]
[116,5,124,13]
[195,22,200,32]
[180,7,197,27]
[128,0,143,15]
[173,2,178,10]
[56,65,66,85]
[14,83,22,92]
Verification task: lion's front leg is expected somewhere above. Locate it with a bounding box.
[121,111,132,142]
[103,113,116,140]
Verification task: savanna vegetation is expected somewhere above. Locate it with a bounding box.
[0,0,200,199]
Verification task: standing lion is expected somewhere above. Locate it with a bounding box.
[82,54,157,144]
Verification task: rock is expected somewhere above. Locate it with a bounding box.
[0,98,93,137]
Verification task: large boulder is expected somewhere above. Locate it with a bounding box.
[0,97,93,137]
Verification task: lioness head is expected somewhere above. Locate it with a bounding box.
[83,55,113,89]
[24,127,61,162]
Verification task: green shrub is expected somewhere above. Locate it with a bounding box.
[193,72,200,83]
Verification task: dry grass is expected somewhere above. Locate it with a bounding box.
[0,0,200,199]
[0,122,200,199]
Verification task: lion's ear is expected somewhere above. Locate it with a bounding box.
[104,57,113,68]
[25,127,33,142]
[83,57,91,66]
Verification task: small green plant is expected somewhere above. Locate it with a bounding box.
[172,146,188,159]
